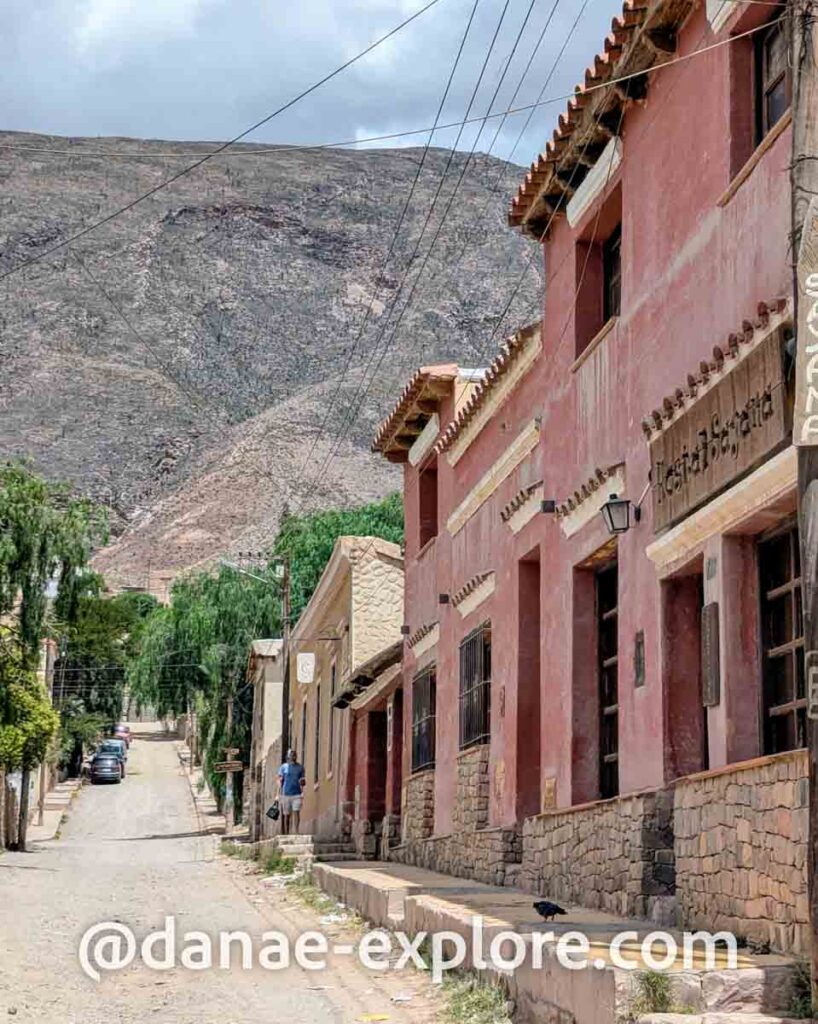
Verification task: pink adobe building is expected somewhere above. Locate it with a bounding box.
[373,0,809,954]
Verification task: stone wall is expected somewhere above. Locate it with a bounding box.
[521,788,675,919]
[403,768,435,842]
[453,745,490,832]
[392,748,522,885]
[674,750,809,954]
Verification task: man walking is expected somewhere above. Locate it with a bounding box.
[277,748,306,836]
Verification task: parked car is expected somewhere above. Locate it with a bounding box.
[113,723,131,747]
[97,739,127,775]
[90,753,123,784]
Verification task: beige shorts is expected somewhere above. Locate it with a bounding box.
[279,794,303,813]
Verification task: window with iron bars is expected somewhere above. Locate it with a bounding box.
[459,623,491,750]
[412,666,436,772]
[759,522,806,754]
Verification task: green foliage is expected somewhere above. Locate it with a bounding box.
[788,960,816,1019]
[273,492,403,620]
[0,463,107,662]
[57,588,159,729]
[441,976,512,1024]
[0,637,60,772]
[128,493,403,806]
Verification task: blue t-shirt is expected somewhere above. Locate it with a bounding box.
[279,762,305,796]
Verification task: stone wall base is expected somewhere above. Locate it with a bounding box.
[522,787,676,920]
[675,749,810,955]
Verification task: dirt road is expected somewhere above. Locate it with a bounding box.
[0,726,439,1024]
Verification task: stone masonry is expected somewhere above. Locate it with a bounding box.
[403,768,435,842]
[674,750,809,954]
[521,788,675,919]
[392,746,523,886]
[452,745,490,833]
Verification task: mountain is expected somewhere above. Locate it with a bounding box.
[0,131,540,590]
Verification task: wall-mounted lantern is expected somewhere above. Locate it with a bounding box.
[600,493,641,535]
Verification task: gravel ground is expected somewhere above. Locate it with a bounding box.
[0,726,441,1024]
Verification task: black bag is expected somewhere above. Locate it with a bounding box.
[266,800,280,821]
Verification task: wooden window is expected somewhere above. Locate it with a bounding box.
[459,623,492,749]
[756,17,791,142]
[313,683,321,779]
[328,660,336,775]
[603,226,622,322]
[412,667,436,772]
[418,461,438,549]
[597,563,619,799]
[759,523,806,754]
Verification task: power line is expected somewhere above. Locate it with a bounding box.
[294,0,522,512]
[290,0,485,496]
[0,0,445,285]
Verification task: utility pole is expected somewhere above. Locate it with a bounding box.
[790,0,818,1002]
[281,555,292,758]
[223,697,235,834]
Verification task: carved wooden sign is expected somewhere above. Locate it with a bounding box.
[701,602,720,708]
[793,197,818,446]
[650,330,789,532]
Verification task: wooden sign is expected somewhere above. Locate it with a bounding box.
[650,330,789,532]
[223,747,240,757]
[214,761,243,773]
[701,602,720,707]
[793,197,818,446]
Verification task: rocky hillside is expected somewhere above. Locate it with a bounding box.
[0,131,540,589]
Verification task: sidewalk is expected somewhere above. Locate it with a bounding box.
[311,860,802,1024]
[175,742,227,836]
[26,777,84,844]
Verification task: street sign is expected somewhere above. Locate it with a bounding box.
[297,652,316,684]
[223,747,240,758]
[214,761,243,773]
[793,197,818,445]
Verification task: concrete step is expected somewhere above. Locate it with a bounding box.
[314,852,359,863]
[313,843,355,854]
[638,1016,804,1024]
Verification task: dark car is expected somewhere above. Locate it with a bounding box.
[97,739,127,776]
[90,754,123,784]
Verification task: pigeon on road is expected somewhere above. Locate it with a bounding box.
[533,900,567,922]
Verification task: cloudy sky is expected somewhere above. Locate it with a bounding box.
[2,0,624,162]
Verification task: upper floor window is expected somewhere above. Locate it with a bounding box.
[756,17,791,142]
[459,622,491,749]
[418,459,438,550]
[603,226,622,322]
[574,185,622,359]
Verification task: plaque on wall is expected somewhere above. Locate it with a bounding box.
[650,330,790,533]
[701,602,721,707]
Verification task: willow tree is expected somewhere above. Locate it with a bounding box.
[0,463,106,849]
[128,565,281,808]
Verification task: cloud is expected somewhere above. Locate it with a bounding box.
[1,0,625,160]
[72,0,221,63]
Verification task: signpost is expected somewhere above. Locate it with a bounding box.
[790,0,818,1000]
[214,761,243,774]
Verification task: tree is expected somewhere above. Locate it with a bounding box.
[127,493,404,810]
[55,584,158,774]
[273,492,403,620]
[0,463,107,663]
[0,635,59,850]
[0,463,107,848]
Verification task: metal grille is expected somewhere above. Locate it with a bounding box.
[313,683,321,779]
[459,623,491,750]
[412,667,436,772]
[597,564,619,800]
[759,523,806,754]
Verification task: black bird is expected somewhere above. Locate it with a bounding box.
[533,900,567,922]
